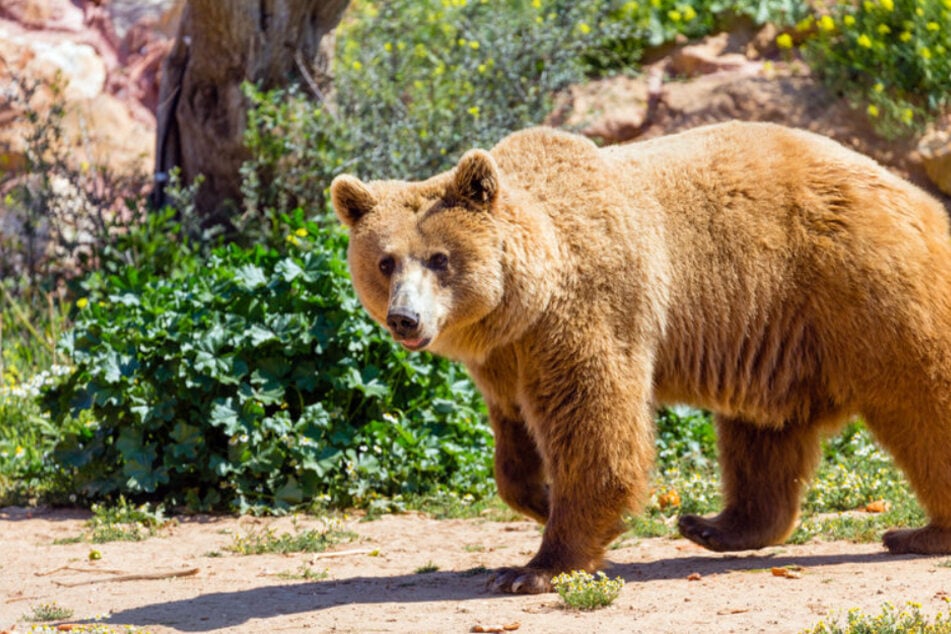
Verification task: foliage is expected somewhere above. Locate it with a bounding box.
[24,602,74,623]
[589,0,808,72]
[42,213,492,512]
[227,519,355,555]
[84,496,171,543]
[551,570,625,610]
[804,602,951,634]
[240,0,602,230]
[802,0,951,137]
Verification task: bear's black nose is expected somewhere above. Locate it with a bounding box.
[386,307,420,338]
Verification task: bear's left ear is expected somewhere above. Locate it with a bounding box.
[331,174,376,227]
[451,149,499,209]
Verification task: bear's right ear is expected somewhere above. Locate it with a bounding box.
[451,149,499,209]
[331,175,376,227]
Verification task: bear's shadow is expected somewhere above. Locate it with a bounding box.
[94,550,919,632]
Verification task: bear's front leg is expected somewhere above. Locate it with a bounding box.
[488,353,654,594]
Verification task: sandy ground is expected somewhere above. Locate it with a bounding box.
[2,506,950,633]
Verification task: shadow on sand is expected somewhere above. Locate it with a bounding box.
[96,549,920,631]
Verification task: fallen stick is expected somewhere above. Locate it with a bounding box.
[310,548,374,560]
[36,565,127,577]
[52,567,200,587]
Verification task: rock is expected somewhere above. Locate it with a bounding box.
[669,33,751,77]
[0,0,84,31]
[26,39,107,100]
[550,75,652,143]
[919,126,951,196]
[0,0,161,177]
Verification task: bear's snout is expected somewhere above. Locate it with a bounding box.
[386,306,421,339]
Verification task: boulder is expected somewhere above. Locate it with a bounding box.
[919,125,951,197]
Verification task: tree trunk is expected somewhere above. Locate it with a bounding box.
[153,0,349,224]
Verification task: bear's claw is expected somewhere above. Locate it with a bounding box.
[487,567,553,594]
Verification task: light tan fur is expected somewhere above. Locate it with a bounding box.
[331,121,951,594]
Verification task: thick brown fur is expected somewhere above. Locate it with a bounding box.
[331,121,951,594]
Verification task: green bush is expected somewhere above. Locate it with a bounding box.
[589,0,808,72]
[239,0,603,229]
[802,0,951,136]
[42,212,492,512]
[805,602,951,634]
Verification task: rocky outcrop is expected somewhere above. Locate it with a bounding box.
[550,31,949,208]
[0,0,176,178]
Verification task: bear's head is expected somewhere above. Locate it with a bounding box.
[331,150,509,360]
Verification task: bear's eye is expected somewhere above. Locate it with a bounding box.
[379,256,395,276]
[427,252,449,272]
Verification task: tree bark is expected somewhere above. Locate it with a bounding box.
[153,0,349,224]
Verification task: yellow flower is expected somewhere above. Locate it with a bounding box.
[880,0,894,10]
[668,9,682,22]
[843,15,856,26]
[294,227,308,238]
[683,6,696,20]
[477,63,487,73]
[900,31,912,42]
[819,15,835,31]
[457,38,467,47]
[469,40,480,50]
[384,42,392,53]
[351,60,363,71]
[901,108,914,124]
[877,23,890,35]
[76,297,89,309]
[776,33,794,49]
[921,46,932,59]
[926,21,939,31]
[531,0,541,8]
[867,104,880,117]
[916,6,924,15]
[857,34,873,48]
[285,234,300,247]
[874,82,884,92]
[80,160,90,173]
[577,22,591,34]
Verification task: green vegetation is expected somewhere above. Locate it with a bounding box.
[804,602,951,634]
[551,570,625,610]
[415,561,440,574]
[802,0,951,137]
[24,602,74,622]
[227,519,356,555]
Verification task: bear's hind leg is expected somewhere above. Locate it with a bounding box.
[864,406,951,555]
[490,405,550,524]
[679,416,821,551]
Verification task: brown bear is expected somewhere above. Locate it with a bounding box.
[331,121,951,594]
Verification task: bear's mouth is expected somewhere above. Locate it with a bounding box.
[398,337,431,351]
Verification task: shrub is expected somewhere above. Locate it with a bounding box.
[552,570,625,610]
[802,0,951,136]
[42,212,492,512]
[805,602,951,634]
[589,0,808,73]
[239,0,603,233]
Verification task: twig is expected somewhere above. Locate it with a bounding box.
[310,548,374,560]
[51,567,200,587]
[36,565,127,577]
[294,51,337,119]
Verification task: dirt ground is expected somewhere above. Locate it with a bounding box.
[1,506,949,634]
